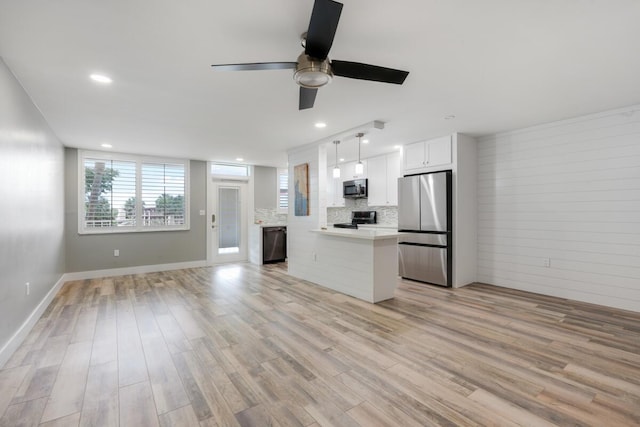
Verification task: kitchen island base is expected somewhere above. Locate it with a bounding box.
[307,229,402,303]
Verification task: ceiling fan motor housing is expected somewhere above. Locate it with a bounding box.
[294,53,333,88]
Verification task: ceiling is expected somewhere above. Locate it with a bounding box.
[1,1,640,167]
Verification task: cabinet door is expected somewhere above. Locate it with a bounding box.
[403,141,426,171]
[427,135,452,167]
[386,151,401,205]
[326,167,336,206]
[344,160,368,179]
[334,165,346,207]
[334,176,345,206]
[366,155,387,206]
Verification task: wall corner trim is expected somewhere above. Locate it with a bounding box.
[0,274,66,368]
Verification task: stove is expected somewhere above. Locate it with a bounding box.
[333,223,358,229]
[333,211,377,229]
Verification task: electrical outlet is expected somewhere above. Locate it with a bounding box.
[114,249,120,257]
[543,257,550,268]
[25,282,30,296]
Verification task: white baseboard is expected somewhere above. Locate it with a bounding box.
[63,260,208,281]
[0,274,66,368]
[0,260,208,368]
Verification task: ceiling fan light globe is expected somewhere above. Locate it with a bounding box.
[296,71,332,88]
[294,53,333,88]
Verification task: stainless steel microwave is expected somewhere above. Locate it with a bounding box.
[343,179,368,198]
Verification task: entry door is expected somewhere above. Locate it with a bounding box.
[209,181,247,264]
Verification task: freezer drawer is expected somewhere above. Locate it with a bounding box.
[399,233,447,246]
[398,243,448,286]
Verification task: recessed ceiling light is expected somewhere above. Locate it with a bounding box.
[444,115,456,120]
[90,74,113,84]
[101,143,113,148]
[393,145,401,149]
[314,122,327,128]
[362,139,369,144]
[236,157,244,162]
[339,158,345,162]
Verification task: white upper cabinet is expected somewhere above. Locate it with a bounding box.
[367,152,401,206]
[366,155,386,206]
[386,151,401,204]
[326,166,345,207]
[403,135,452,173]
[342,159,367,179]
[428,136,452,166]
[403,141,426,171]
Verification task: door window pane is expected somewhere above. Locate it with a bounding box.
[218,187,240,254]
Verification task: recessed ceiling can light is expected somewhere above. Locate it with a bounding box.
[444,115,456,120]
[236,157,244,162]
[339,158,345,162]
[362,139,369,144]
[101,143,112,148]
[314,122,327,128]
[393,145,401,149]
[90,74,113,84]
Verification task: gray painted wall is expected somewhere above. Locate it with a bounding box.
[254,166,277,209]
[65,148,207,272]
[0,58,65,352]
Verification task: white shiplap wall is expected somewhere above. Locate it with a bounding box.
[287,144,326,280]
[477,105,640,312]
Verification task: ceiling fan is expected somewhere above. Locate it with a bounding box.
[211,0,409,110]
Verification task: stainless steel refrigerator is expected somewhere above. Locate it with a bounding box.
[398,170,452,287]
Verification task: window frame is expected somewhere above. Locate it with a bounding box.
[78,150,190,235]
[277,168,288,213]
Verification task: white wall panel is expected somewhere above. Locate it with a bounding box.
[477,105,640,312]
[0,58,65,365]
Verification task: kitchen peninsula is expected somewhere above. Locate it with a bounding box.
[308,227,404,303]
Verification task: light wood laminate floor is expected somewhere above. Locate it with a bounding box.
[1,263,639,426]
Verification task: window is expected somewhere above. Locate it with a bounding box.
[79,151,189,234]
[211,163,249,177]
[278,168,288,210]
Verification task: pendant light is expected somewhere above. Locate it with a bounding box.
[332,140,341,178]
[355,132,364,175]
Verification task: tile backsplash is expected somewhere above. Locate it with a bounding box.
[327,199,398,225]
[254,208,288,224]
[254,204,397,226]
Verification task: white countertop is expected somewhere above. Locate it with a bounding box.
[310,228,404,240]
[357,224,398,230]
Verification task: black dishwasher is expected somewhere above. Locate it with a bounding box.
[262,226,287,263]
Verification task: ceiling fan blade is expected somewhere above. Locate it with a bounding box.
[299,87,318,110]
[305,0,343,60]
[211,62,297,71]
[331,60,409,84]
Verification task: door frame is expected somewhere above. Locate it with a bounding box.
[206,176,249,265]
